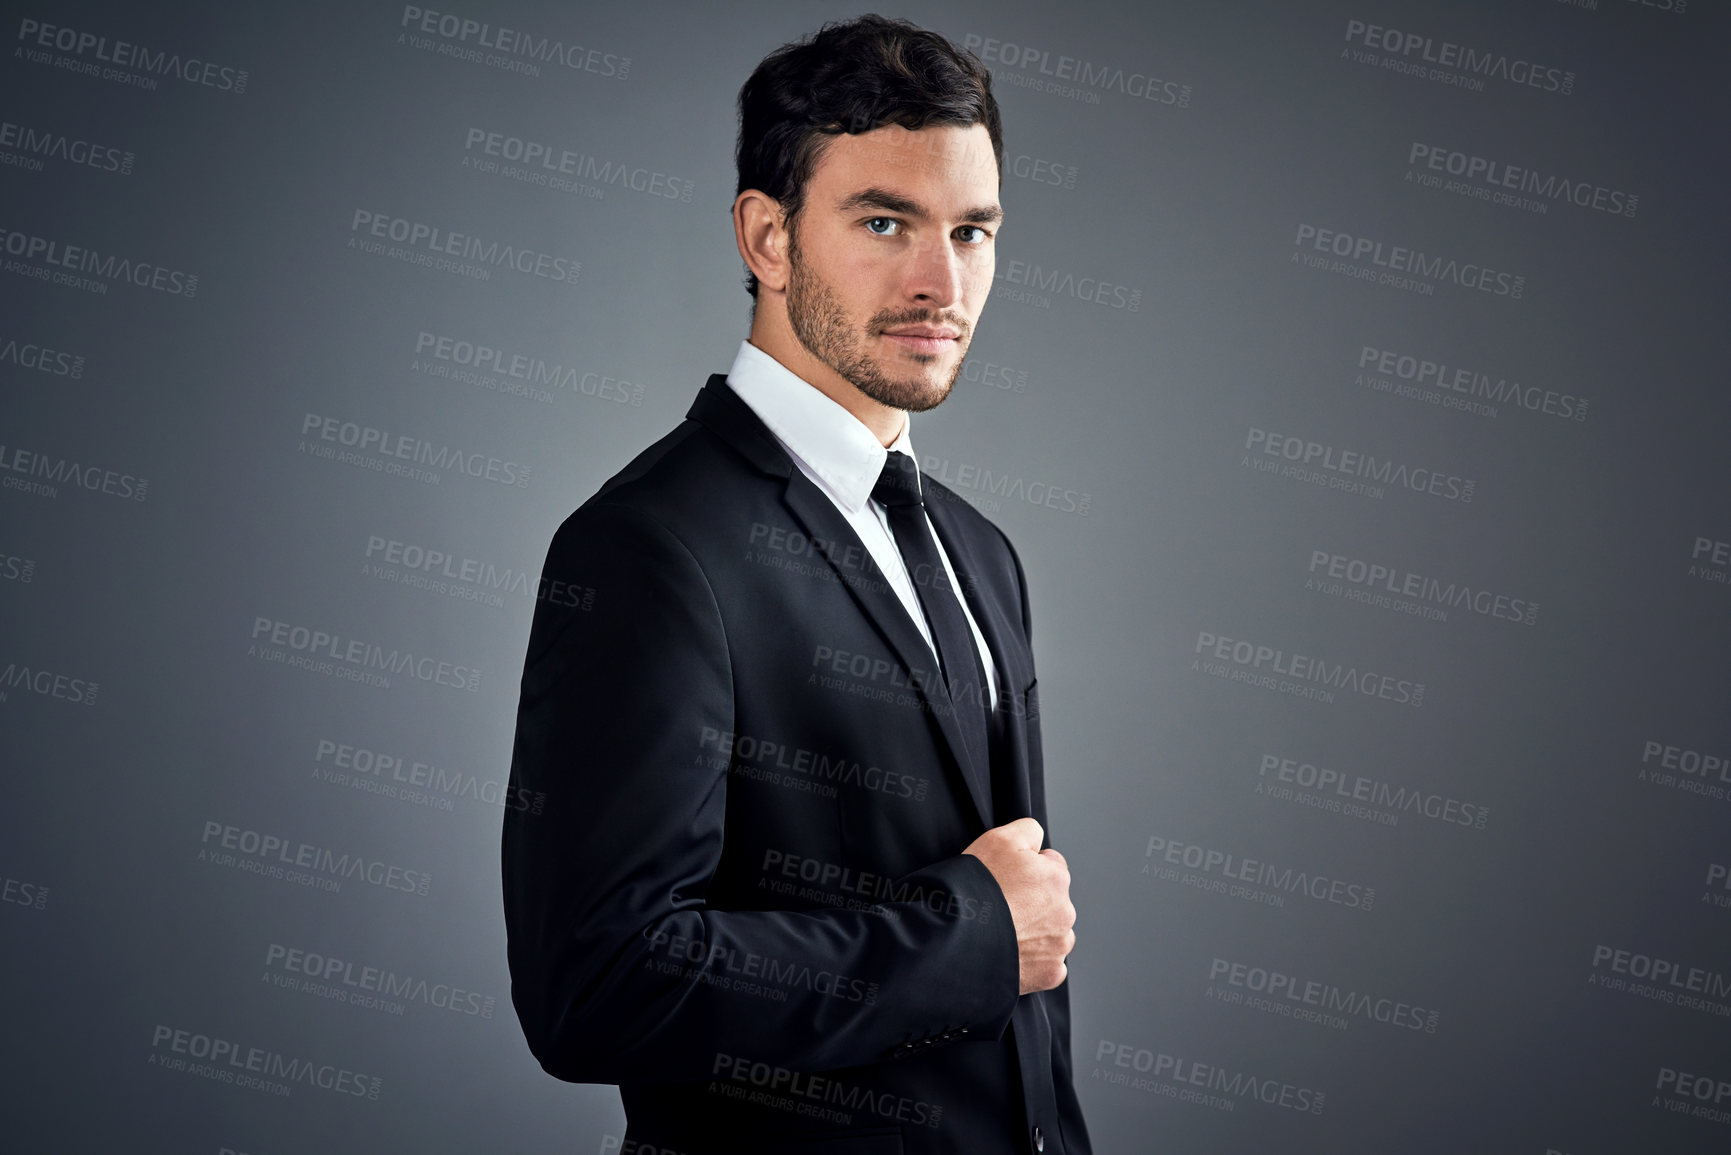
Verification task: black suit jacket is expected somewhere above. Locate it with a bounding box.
[503,374,1091,1155]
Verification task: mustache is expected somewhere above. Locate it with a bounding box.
[871,311,970,338]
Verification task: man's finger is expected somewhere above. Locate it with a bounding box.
[1001,816,1044,850]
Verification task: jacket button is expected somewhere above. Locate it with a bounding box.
[1032,1124,1044,1152]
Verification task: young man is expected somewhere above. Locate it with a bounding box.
[503,16,1089,1154]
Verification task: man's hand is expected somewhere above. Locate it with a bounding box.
[963,817,1075,996]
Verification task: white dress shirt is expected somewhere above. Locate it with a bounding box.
[725,339,1000,710]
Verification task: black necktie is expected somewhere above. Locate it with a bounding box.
[872,450,995,802]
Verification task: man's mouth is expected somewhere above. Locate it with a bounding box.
[880,325,960,354]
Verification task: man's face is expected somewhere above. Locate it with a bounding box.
[783,123,1000,413]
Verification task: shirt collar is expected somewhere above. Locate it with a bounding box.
[724,339,916,512]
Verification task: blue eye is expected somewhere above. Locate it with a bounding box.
[957,226,989,244]
[865,218,898,235]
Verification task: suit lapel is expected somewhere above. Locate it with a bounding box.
[688,376,995,833]
[925,489,1032,817]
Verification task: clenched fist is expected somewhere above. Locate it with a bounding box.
[963,817,1076,995]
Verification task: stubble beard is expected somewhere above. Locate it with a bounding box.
[785,234,968,414]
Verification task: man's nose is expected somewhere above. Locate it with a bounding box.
[903,235,965,307]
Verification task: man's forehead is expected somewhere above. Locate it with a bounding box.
[843,122,993,165]
[813,123,999,213]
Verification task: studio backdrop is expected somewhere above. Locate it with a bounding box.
[2,1,1726,1152]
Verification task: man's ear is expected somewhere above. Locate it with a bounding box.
[734,189,790,294]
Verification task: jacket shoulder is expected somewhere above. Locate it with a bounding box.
[560,415,766,537]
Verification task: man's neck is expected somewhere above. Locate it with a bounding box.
[747,311,907,448]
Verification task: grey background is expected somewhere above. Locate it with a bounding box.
[2,0,1727,1152]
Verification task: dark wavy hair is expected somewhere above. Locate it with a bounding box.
[734,13,1003,299]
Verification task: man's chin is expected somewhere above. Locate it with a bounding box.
[903,380,956,413]
[854,376,954,413]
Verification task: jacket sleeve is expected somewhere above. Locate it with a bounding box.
[502,499,1021,1084]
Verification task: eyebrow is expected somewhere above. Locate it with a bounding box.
[836,186,1004,227]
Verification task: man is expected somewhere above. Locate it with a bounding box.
[503,15,1089,1154]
